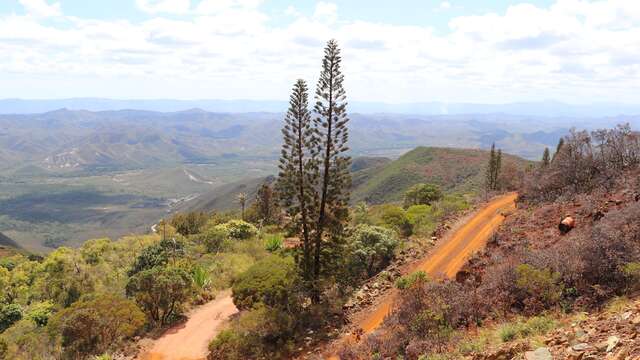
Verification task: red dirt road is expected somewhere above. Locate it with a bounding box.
[138,290,238,360]
[330,193,517,357]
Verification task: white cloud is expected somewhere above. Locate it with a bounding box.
[440,1,451,10]
[19,0,61,18]
[196,0,262,14]
[1,0,640,103]
[313,2,337,22]
[136,0,191,14]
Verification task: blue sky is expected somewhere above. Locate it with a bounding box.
[0,0,638,103]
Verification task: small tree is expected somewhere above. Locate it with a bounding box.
[236,192,247,221]
[48,295,145,358]
[541,147,550,167]
[346,225,398,279]
[126,266,192,326]
[254,182,278,225]
[552,137,564,162]
[403,183,443,208]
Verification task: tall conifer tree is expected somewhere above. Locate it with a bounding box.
[486,143,496,191]
[542,147,550,167]
[312,39,351,287]
[276,79,318,281]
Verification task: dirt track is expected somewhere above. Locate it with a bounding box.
[138,290,238,360]
[334,193,518,353]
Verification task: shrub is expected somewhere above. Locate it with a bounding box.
[48,295,145,358]
[26,301,55,327]
[404,183,443,208]
[346,225,399,279]
[395,271,428,290]
[128,238,185,276]
[208,304,296,360]
[515,264,563,314]
[169,211,209,236]
[215,220,258,240]
[126,266,193,326]
[232,255,301,311]
[0,304,22,333]
[379,205,413,237]
[264,234,283,252]
[196,226,228,253]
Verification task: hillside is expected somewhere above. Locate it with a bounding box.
[352,147,529,204]
[179,147,529,213]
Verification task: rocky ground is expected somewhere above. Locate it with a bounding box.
[474,298,640,360]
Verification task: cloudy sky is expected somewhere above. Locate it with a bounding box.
[0,0,639,104]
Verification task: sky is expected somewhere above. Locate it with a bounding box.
[0,0,638,104]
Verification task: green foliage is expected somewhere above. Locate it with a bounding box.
[396,271,428,290]
[191,265,212,291]
[209,304,296,360]
[353,202,371,225]
[195,224,228,253]
[515,264,564,309]
[622,262,640,290]
[379,205,413,237]
[346,225,399,279]
[32,247,93,307]
[214,220,258,240]
[128,238,185,276]
[26,301,55,327]
[404,183,443,208]
[264,234,283,252]
[169,211,209,236]
[0,304,22,333]
[498,316,558,343]
[48,295,145,358]
[231,255,301,311]
[126,266,193,326]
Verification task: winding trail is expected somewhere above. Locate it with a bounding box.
[138,290,238,360]
[330,193,517,357]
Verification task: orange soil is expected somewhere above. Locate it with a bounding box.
[137,290,238,360]
[329,193,517,358]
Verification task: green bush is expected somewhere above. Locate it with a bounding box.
[232,255,301,311]
[126,266,193,326]
[215,220,258,240]
[404,183,443,208]
[48,295,145,358]
[0,304,22,333]
[499,323,518,342]
[379,205,413,237]
[515,264,564,312]
[26,301,55,327]
[395,271,428,290]
[196,226,228,253]
[208,304,296,360]
[347,225,399,279]
[128,238,185,276]
[498,316,557,343]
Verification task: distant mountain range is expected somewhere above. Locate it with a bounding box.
[2,98,640,117]
[1,108,639,175]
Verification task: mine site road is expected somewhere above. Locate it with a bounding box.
[138,193,517,360]
[328,192,518,359]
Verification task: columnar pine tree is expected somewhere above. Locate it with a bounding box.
[276,79,318,282]
[494,149,502,189]
[312,39,351,289]
[486,143,496,191]
[542,147,551,167]
[552,137,565,162]
[236,192,247,220]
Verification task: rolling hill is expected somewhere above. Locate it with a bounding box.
[178,147,530,213]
